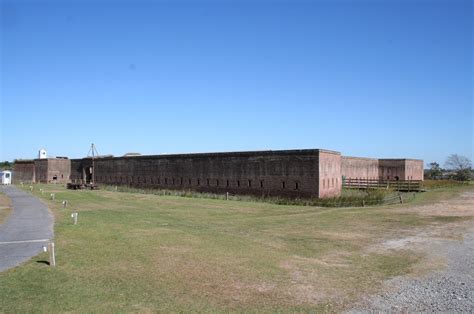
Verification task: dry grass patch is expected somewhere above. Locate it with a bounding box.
[0,191,12,224]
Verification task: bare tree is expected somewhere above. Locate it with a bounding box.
[445,154,472,181]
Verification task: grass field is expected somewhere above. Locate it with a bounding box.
[0,184,472,312]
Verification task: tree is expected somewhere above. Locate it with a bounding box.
[0,161,12,170]
[444,154,472,181]
[426,162,442,179]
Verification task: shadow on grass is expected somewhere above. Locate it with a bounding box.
[36,260,50,266]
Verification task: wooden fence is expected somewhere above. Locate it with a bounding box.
[343,178,423,192]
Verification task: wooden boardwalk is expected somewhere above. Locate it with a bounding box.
[343,178,423,192]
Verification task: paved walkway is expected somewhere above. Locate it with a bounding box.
[0,185,54,272]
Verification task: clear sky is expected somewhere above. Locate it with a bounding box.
[0,0,472,167]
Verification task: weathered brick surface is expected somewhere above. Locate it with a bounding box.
[46,159,71,183]
[12,160,36,183]
[319,151,342,198]
[405,160,424,181]
[34,159,71,183]
[341,156,379,180]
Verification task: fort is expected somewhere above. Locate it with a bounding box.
[13,149,423,199]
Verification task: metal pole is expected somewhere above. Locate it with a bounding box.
[91,143,95,184]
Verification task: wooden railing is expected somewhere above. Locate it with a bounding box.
[343,178,423,192]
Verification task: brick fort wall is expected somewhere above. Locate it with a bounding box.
[71,149,340,198]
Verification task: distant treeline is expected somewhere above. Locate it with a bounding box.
[0,161,13,170]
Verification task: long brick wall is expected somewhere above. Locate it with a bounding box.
[13,149,423,198]
[71,149,341,198]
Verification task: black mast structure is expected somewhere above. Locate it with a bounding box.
[87,143,99,184]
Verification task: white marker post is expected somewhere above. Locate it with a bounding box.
[71,212,78,225]
[48,242,56,267]
[50,193,55,200]
[62,200,68,208]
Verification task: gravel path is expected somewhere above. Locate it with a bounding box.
[0,185,54,272]
[350,191,474,312]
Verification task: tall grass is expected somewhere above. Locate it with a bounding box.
[100,185,400,207]
[422,179,468,190]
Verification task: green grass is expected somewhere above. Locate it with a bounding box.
[0,184,471,312]
[422,179,469,190]
[404,184,473,206]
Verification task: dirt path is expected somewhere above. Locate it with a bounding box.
[350,190,474,312]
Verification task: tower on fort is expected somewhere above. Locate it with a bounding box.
[38,148,47,159]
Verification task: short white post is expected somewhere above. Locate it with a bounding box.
[115,186,118,191]
[226,192,229,201]
[50,193,55,200]
[62,200,68,208]
[48,242,56,267]
[71,212,78,225]
[399,195,403,204]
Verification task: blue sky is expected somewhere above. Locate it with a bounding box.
[0,0,472,166]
